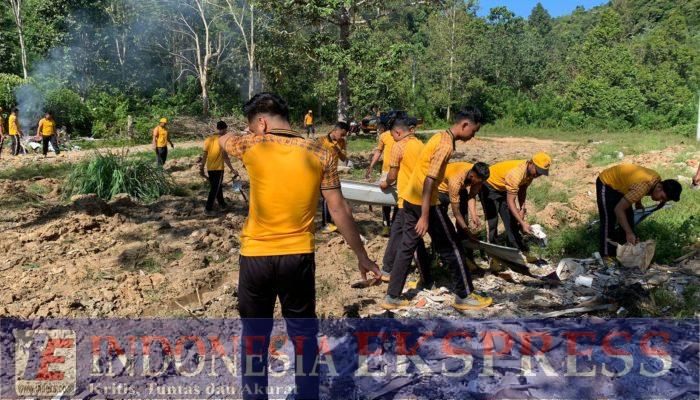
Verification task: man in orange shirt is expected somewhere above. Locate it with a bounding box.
[383,108,491,311]
[152,117,174,166]
[597,164,681,263]
[200,121,238,214]
[36,112,59,156]
[366,123,398,234]
[437,161,490,239]
[317,121,349,233]
[304,109,315,138]
[219,93,378,399]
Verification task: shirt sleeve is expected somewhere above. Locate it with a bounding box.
[223,134,249,159]
[375,134,386,152]
[389,141,404,168]
[504,163,527,194]
[448,170,468,203]
[320,151,341,190]
[426,136,453,179]
[624,181,655,204]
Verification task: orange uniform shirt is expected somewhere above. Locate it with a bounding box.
[224,129,339,256]
[403,131,455,206]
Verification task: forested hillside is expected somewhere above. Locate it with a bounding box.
[0,0,698,137]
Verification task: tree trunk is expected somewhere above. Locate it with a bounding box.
[446,1,456,122]
[247,2,256,100]
[336,6,351,122]
[9,0,28,79]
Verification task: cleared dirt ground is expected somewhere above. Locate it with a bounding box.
[1,134,698,319]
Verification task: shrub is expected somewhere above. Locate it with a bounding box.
[0,73,24,109]
[64,152,174,203]
[45,88,92,135]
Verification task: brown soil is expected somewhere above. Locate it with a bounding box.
[1,135,698,319]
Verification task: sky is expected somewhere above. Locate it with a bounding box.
[475,0,609,18]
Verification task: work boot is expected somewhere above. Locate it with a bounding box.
[602,256,619,269]
[452,293,493,311]
[321,223,338,234]
[523,251,539,263]
[380,295,410,310]
[380,226,391,237]
[489,257,505,272]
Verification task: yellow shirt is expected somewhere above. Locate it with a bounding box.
[317,134,347,161]
[486,160,533,194]
[39,118,56,136]
[224,129,339,257]
[304,114,313,126]
[389,135,424,208]
[154,126,168,148]
[403,131,455,207]
[8,114,19,135]
[376,131,396,173]
[599,164,661,204]
[203,134,225,171]
[438,162,474,203]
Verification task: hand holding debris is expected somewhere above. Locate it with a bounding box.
[521,221,533,234]
[626,231,638,245]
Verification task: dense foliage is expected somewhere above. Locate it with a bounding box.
[0,0,697,136]
[64,152,175,202]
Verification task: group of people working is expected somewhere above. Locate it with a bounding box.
[0,107,61,157]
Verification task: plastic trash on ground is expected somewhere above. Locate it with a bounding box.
[556,258,585,280]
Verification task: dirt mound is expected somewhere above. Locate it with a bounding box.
[535,202,587,229]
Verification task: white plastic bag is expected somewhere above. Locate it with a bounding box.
[616,240,656,270]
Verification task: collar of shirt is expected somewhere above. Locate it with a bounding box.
[445,129,456,150]
[268,128,303,138]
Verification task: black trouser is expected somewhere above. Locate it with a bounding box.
[382,208,431,283]
[596,178,633,257]
[438,191,469,222]
[238,254,319,400]
[388,202,474,299]
[381,206,398,227]
[321,199,332,226]
[305,125,315,137]
[11,135,20,155]
[155,146,167,166]
[42,135,59,155]
[480,184,528,251]
[206,170,227,211]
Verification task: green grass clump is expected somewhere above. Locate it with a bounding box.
[527,180,569,210]
[346,136,378,153]
[64,152,174,203]
[132,146,202,161]
[0,163,72,181]
[641,285,699,318]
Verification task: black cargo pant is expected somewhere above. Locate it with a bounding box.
[381,206,398,227]
[596,178,634,257]
[206,170,227,211]
[238,254,319,400]
[480,184,528,251]
[155,146,168,166]
[388,201,474,299]
[382,208,432,284]
[42,134,59,155]
[11,135,21,155]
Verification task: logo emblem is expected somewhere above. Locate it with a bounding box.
[14,329,77,396]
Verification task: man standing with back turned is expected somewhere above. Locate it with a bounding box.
[220,93,379,400]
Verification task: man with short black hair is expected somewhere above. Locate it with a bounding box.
[220,92,379,400]
[200,121,238,214]
[382,107,493,311]
[317,121,350,233]
[438,161,490,239]
[596,163,682,265]
[8,108,22,156]
[36,112,59,156]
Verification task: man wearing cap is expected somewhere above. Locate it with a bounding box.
[596,164,682,264]
[152,117,174,166]
[304,110,315,138]
[480,153,551,255]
